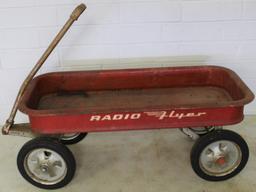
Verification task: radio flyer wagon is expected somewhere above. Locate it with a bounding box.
[1,3,255,190]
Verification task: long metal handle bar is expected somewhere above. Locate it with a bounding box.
[2,4,86,134]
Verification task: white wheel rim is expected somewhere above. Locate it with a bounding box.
[61,133,80,141]
[199,140,242,177]
[24,148,67,185]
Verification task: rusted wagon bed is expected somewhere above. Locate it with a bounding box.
[19,66,253,134]
[1,4,254,190]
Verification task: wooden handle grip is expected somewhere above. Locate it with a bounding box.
[70,3,86,20]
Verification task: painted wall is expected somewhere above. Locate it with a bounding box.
[0,0,255,123]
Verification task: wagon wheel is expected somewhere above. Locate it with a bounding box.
[190,129,249,181]
[60,133,87,145]
[189,126,220,136]
[180,126,221,140]
[17,137,76,189]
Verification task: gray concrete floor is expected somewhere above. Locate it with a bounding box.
[0,116,256,192]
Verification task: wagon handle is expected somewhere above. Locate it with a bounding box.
[2,3,87,135]
[71,3,86,20]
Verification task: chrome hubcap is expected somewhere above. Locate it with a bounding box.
[24,148,67,185]
[199,140,242,177]
[190,126,220,135]
[61,133,80,141]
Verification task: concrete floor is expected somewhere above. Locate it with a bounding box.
[0,116,256,192]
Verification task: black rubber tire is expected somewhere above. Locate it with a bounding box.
[190,129,249,181]
[60,133,87,145]
[17,137,76,189]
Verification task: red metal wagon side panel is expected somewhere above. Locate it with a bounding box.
[29,107,244,134]
[19,66,254,134]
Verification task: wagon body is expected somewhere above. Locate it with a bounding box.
[19,65,254,134]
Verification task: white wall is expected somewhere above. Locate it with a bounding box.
[0,0,255,123]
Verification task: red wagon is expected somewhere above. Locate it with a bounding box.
[2,4,254,190]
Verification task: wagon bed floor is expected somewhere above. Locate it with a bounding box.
[37,86,233,111]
